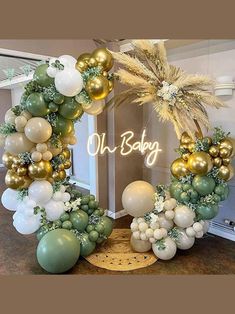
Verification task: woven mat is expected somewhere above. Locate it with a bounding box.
[84,229,157,271]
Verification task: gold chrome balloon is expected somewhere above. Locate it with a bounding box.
[218,165,230,181]
[58,170,66,180]
[180,132,192,145]
[75,60,88,73]
[222,158,230,166]
[179,144,189,150]
[77,53,91,64]
[57,164,65,171]
[11,163,18,172]
[28,160,52,180]
[2,152,14,169]
[85,76,109,100]
[88,57,98,67]
[187,152,213,175]
[228,164,234,181]
[5,170,24,189]
[220,138,233,156]
[12,156,22,165]
[108,80,114,92]
[62,148,71,159]
[219,147,231,158]
[209,145,220,158]
[64,160,72,169]
[91,48,114,71]
[17,166,28,176]
[188,142,195,153]
[52,171,60,181]
[170,158,189,179]
[21,176,32,189]
[182,153,191,161]
[213,157,222,167]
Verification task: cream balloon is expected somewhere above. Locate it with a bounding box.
[46,141,62,156]
[28,180,53,205]
[5,109,16,124]
[25,118,52,144]
[82,100,105,116]
[152,237,177,260]
[122,180,155,217]
[175,228,195,250]
[130,234,152,253]
[174,205,195,228]
[55,68,83,97]
[158,213,174,230]
[5,133,34,155]
[58,55,77,68]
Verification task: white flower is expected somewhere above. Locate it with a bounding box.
[150,212,159,223]
[157,81,179,106]
[154,194,164,213]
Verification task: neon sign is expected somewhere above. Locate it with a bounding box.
[87,129,162,167]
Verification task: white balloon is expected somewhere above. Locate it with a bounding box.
[195,231,204,238]
[193,222,203,232]
[152,237,177,260]
[165,210,175,220]
[149,237,156,244]
[60,185,66,193]
[1,188,21,211]
[159,228,168,238]
[164,198,177,211]
[58,55,77,68]
[139,222,148,232]
[53,191,63,201]
[175,228,195,250]
[150,221,160,230]
[55,68,83,97]
[186,227,196,237]
[62,192,71,203]
[174,205,195,228]
[5,108,16,124]
[202,221,210,234]
[83,101,105,116]
[153,228,163,240]
[44,200,65,221]
[145,228,154,238]
[132,231,140,240]
[130,235,151,253]
[28,181,53,205]
[47,66,58,78]
[13,212,41,235]
[130,222,139,232]
[158,213,174,230]
[122,181,155,217]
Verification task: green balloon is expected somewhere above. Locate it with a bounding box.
[59,97,83,120]
[48,102,59,112]
[60,212,70,222]
[62,221,72,230]
[100,216,113,237]
[36,229,80,273]
[196,204,219,220]
[70,210,88,232]
[89,230,99,242]
[36,227,48,241]
[180,192,190,203]
[192,175,215,196]
[169,182,183,200]
[53,115,74,136]
[53,93,64,105]
[79,232,96,257]
[34,64,54,87]
[26,92,49,116]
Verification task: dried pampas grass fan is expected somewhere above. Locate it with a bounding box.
[107,40,224,139]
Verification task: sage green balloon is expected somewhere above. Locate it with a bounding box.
[36,227,48,241]
[59,97,83,120]
[36,229,80,274]
[100,216,113,237]
[192,175,215,196]
[52,115,74,136]
[53,93,64,105]
[70,210,89,232]
[26,92,49,117]
[196,204,219,220]
[34,64,54,87]
[169,182,183,200]
[79,232,96,257]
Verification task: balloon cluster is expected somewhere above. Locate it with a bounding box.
[0,52,114,273]
[123,127,234,261]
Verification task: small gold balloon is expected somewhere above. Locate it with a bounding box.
[209,145,220,158]
[12,156,22,165]
[91,48,114,71]
[188,152,213,175]
[218,165,230,181]
[11,163,18,172]
[52,171,60,181]
[103,71,108,77]
[219,147,231,158]
[179,144,189,150]
[5,170,24,189]
[21,176,32,189]
[108,80,114,92]
[77,53,91,64]
[228,164,234,180]
[57,164,65,171]
[85,76,110,100]
[62,148,71,159]
[28,160,52,180]
[75,60,88,73]
[204,137,212,146]
[64,160,72,169]
[188,142,195,153]
[222,158,230,166]
[47,177,54,184]
[220,138,233,156]
[182,153,191,161]
[58,170,66,180]
[171,158,189,179]
[2,152,14,169]
[228,137,235,157]
[17,166,28,176]
[213,157,222,167]
[180,132,192,145]
[88,57,98,67]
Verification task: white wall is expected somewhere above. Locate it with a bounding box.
[143,41,235,228]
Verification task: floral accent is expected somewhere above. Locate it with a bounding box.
[154,193,164,213]
[157,81,179,105]
[64,198,81,212]
[51,60,64,70]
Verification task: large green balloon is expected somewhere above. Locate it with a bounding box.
[34,64,54,87]
[59,97,83,120]
[70,210,89,232]
[192,175,215,196]
[79,232,96,257]
[169,182,183,200]
[52,115,74,136]
[26,92,49,117]
[100,216,113,237]
[196,204,219,220]
[36,229,80,274]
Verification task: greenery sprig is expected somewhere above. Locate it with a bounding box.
[18,152,32,165]
[51,155,65,171]
[194,138,210,152]
[82,66,103,83]
[88,214,100,225]
[49,133,62,149]
[11,105,25,116]
[45,113,58,127]
[155,239,166,250]
[43,84,57,101]
[212,126,230,145]
[75,89,92,104]
[17,188,28,201]
[168,227,180,241]
[51,60,64,71]
[0,123,16,136]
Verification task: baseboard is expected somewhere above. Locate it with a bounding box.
[106,209,127,219]
[209,222,235,241]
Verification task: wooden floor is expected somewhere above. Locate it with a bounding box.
[0,169,235,275]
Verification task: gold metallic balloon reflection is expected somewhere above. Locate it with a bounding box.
[2,152,14,169]
[171,158,189,178]
[218,165,230,181]
[91,48,114,71]
[28,160,52,180]
[85,76,109,100]
[187,152,212,175]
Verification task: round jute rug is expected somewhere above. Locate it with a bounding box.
[84,229,157,271]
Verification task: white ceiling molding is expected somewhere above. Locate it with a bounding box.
[119,39,168,52]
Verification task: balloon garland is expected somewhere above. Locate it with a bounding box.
[111,40,235,260]
[0,48,114,273]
